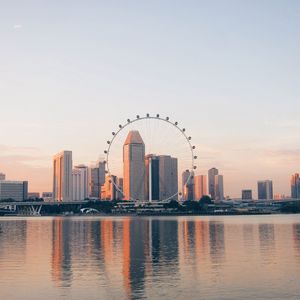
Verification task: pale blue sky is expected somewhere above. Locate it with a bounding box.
[0,0,299,197]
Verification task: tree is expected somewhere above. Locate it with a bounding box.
[164,200,180,209]
[199,195,212,205]
[182,200,200,211]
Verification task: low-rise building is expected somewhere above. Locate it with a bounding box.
[0,181,28,202]
[242,189,252,200]
[42,192,53,202]
[28,192,40,199]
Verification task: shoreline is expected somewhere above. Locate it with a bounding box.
[1,211,299,217]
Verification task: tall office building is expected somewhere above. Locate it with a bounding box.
[291,173,300,199]
[123,131,145,201]
[194,175,208,200]
[208,168,218,200]
[257,180,273,200]
[182,170,194,201]
[0,173,6,180]
[101,175,117,200]
[116,177,124,200]
[145,154,160,201]
[242,189,252,200]
[215,175,224,201]
[89,160,105,198]
[159,155,178,201]
[72,168,85,201]
[53,151,73,202]
[145,154,178,201]
[0,180,28,201]
[74,165,89,199]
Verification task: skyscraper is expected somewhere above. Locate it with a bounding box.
[145,154,178,201]
[208,168,218,200]
[194,175,208,200]
[53,151,73,202]
[116,177,124,200]
[72,168,85,201]
[89,160,105,198]
[257,180,273,200]
[291,173,300,199]
[74,165,89,199]
[182,170,194,201]
[215,175,224,201]
[0,173,6,180]
[145,154,160,201]
[159,155,178,201]
[123,130,145,201]
[101,175,117,200]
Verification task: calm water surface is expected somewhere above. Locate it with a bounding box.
[0,215,300,300]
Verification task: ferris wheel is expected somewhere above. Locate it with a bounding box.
[104,114,197,202]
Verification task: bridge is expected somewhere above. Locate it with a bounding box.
[0,201,89,216]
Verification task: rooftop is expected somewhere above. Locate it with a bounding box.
[124,130,144,145]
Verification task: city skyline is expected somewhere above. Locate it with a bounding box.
[1,1,300,197]
[0,121,299,199]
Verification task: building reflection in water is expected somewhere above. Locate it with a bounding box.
[293,224,300,257]
[194,220,210,262]
[52,218,72,286]
[0,220,27,259]
[258,223,276,263]
[151,219,179,265]
[125,218,148,299]
[49,216,300,298]
[50,217,181,298]
[242,224,255,246]
[209,221,225,267]
[2,217,300,299]
[50,217,228,296]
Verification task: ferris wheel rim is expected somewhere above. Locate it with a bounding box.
[104,114,197,202]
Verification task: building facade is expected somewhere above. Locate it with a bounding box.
[116,177,124,200]
[0,181,28,201]
[74,165,89,199]
[28,192,40,199]
[101,175,117,201]
[72,169,85,201]
[242,189,252,200]
[145,154,160,201]
[0,173,6,180]
[215,175,224,201]
[182,170,194,201]
[194,175,208,200]
[42,192,53,202]
[145,154,178,201]
[89,160,106,198]
[53,151,73,202]
[208,168,218,200]
[159,155,178,201]
[257,180,273,200]
[291,173,300,199]
[123,131,145,201]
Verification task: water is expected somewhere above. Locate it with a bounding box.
[0,215,300,300]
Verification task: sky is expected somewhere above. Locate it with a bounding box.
[0,0,299,197]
